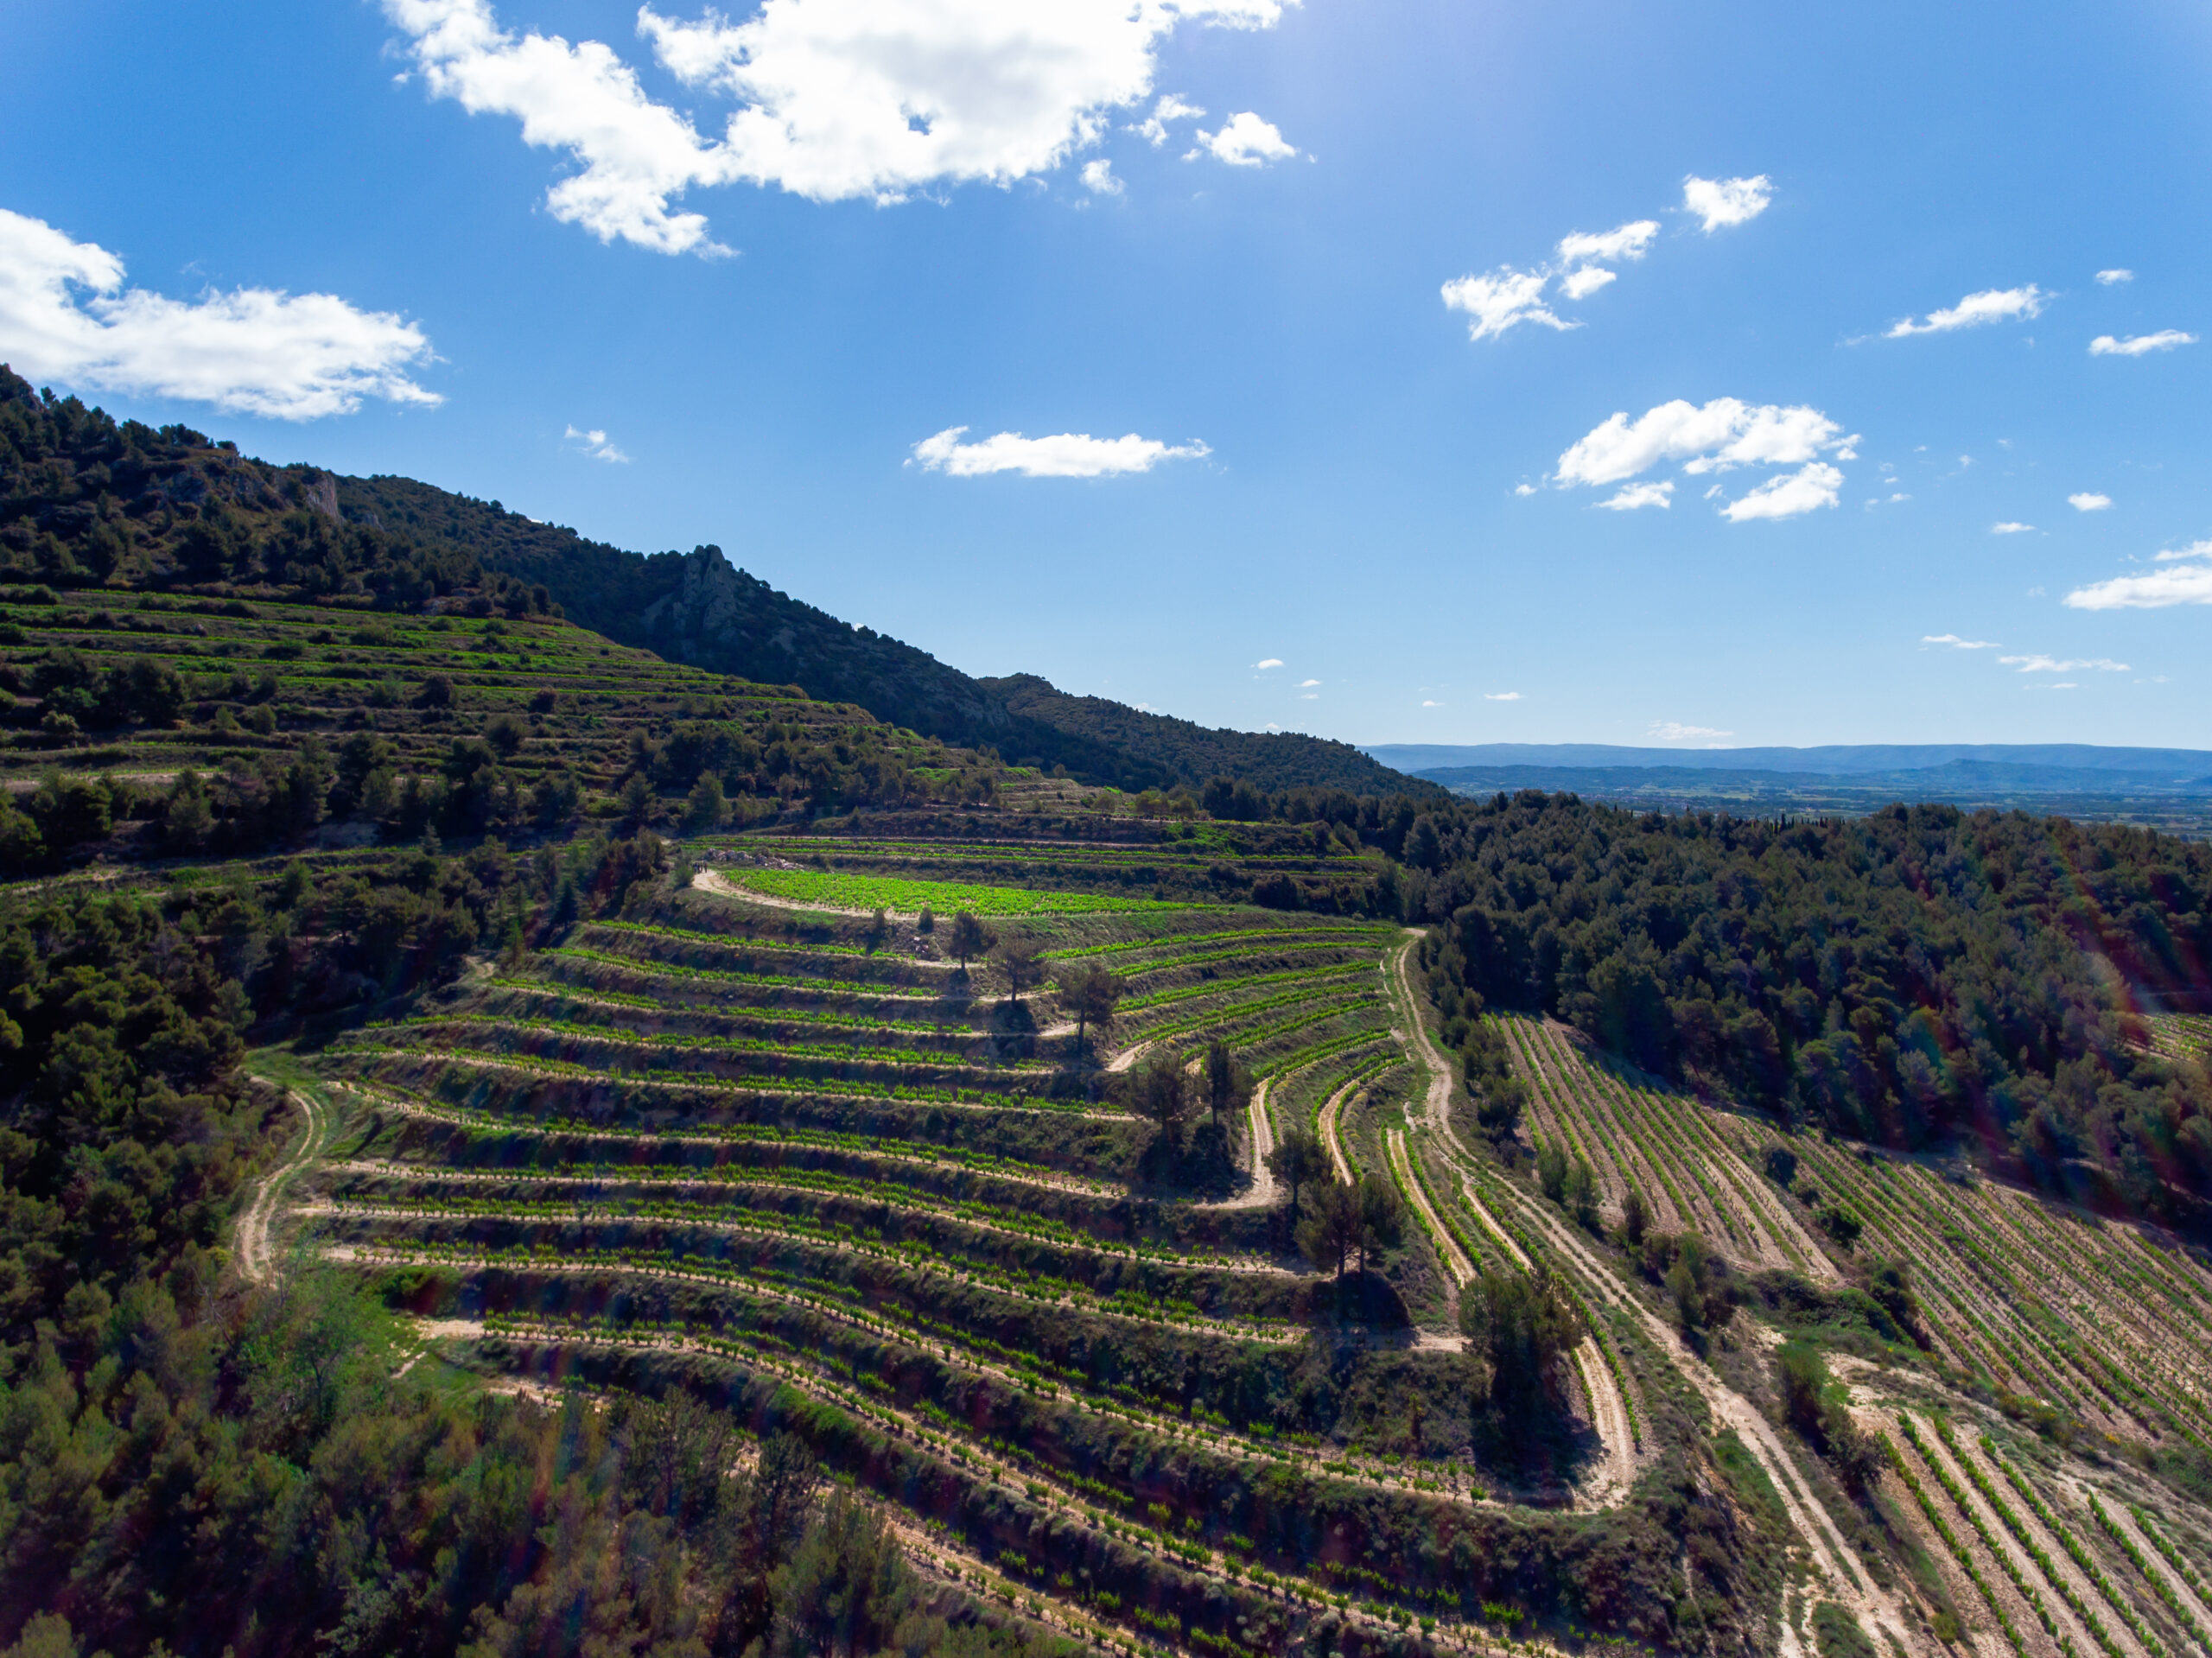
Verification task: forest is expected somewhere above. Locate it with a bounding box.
[1393,790,2212,1224]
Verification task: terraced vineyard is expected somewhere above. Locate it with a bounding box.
[2141,1014,2212,1066]
[222,846,2212,1658]
[257,847,1816,1658]
[1448,978,2212,1658]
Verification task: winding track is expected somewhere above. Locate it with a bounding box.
[236,1087,322,1284]
[1385,932,1919,1656]
[1315,1077,1360,1184]
[1199,1078,1280,1210]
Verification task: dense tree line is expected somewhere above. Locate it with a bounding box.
[1401,790,2212,1222]
[0,369,550,619]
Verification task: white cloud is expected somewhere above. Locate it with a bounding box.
[0,207,437,419]
[1188,111,1296,167]
[1484,691,1522,702]
[2066,492,2111,512]
[1556,220,1658,266]
[1885,285,2045,338]
[2065,562,2212,610]
[910,425,1208,477]
[2089,330,2196,357]
[1135,93,1205,146]
[1649,721,1733,743]
[1596,480,1673,511]
[1440,267,1568,341]
[1719,461,1843,522]
[1254,657,1284,670]
[385,0,1287,252]
[1555,397,1846,486]
[1923,634,2000,649]
[1421,699,1443,708]
[1556,265,1618,302]
[1297,677,1319,686]
[1990,521,2034,535]
[564,423,630,462]
[1681,175,1771,232]
[1298,692,1317,700]
[2094,269,2133,285]
[1081,158,1122,195]
[1513,482,1538,496]
[1998,654,2129,673]
[2155,540,2212,562]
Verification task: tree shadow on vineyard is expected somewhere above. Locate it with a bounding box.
[1134,1115,1241,1199]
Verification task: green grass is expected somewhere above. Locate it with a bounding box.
[728,867,1196,916]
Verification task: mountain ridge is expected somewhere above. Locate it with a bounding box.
[1366,740,2212,782]
[336,470,1427,798]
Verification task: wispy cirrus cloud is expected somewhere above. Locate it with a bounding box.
[910,425,1208,478]
[1990,521,2034,535]
[2089,330,2196,357]
[1998,653,2129,673]
[1484,691,1522,702]
[0,206,437,418]
[1885,284,2044,338]
[1923,633,1999,649]
[2094,269,2133,285]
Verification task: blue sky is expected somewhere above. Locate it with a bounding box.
[4,0,2209,750]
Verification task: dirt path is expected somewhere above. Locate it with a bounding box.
[695,866,893,918]
[1200,1079,1279,1210]
[1568,1340,1638,1509]
[1390,1128,1472,1282]
[1318,1077,1359,1184]
[1391,931,1912,1656]
[236,1088,321,1284]
[1457,1176,1534,1270]
[1389,933,1453,1129]
[1105,1039,1152,1073]
[1392,1128,1636,1510]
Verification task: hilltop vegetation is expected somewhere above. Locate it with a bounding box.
[1399,791,2212,1225]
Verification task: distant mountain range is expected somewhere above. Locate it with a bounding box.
[1364,743,2212,789]
[1360,742,2212,835]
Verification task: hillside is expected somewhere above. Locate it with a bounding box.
[10,365,2212,1658]
[335,471,1421,797]
[0,363,1420,798]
